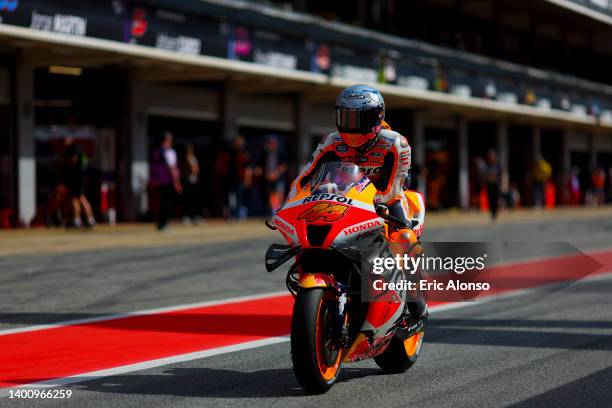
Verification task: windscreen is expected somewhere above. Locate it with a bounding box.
[308,161,365,196]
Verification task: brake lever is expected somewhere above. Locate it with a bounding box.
[375,203,390,217]
[376,204,410,230]
[385,214,411,230]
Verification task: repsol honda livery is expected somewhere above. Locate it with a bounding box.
[265,161,426,394]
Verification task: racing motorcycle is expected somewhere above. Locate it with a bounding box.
[265,161,426,394]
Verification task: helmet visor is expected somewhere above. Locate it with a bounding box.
[336,108,382,134]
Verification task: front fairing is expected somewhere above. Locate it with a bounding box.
[274,177,384,250]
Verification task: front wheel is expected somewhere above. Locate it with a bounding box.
[374,329,424,373]
[291,288,342,394]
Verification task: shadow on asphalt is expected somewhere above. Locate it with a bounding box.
[426,319,612,351]
[13,367,383,398]
[510,366,612,407]
[431,318,612,329]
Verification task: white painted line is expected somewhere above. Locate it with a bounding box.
[0,291,287,336]
[0,336,289,398]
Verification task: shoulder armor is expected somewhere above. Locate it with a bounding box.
[379,129,409,150]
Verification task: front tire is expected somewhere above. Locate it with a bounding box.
[374,329,424,373]
[291,288,342,394]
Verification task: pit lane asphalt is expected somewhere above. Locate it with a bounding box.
[1,216,612,407]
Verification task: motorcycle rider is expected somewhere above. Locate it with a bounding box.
[286,84,427,322]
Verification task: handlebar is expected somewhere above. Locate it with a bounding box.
[375,204,416,230]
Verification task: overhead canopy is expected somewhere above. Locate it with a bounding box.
[1,0,611,132]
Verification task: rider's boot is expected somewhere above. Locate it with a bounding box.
[388,227,428,324]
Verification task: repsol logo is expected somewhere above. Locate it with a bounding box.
[344,220,382,236]
[303,194,353,205]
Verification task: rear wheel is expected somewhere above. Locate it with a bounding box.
[374,329,424,373]
[291,288,342,394]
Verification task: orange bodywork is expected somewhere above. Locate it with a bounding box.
[299,273,337,289]
[297,203,349,222]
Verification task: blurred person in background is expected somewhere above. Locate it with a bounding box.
[507,182,521,208]
[591,166,606,206]
[569,166,582,205]
[228,135,251,220]
[475,155,486,186]
[212,143,232,218]
[255,134,287,216]
[33,148,68,227]
[150,131,182,231]
[62,137,95,229]
[532,154,552,208]
[484,149,501,220]
[499,165,511,209]
[427,159,443,210]
[42,185,67,227]
[475,155,487,210]
[180,143,202,224]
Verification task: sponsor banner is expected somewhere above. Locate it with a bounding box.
[447,67,473,98]
[0,1,227,57]
[308,40,331,74]
[380,50,435,91]
[0,0,124,41]
[383,54,444,92]
[228,24,309,71]
[126,4,227,57]
[331,44,379,83]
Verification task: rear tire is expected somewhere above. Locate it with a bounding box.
[291,288,342,394]
[374,329,424,373]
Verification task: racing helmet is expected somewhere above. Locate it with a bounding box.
[335,84,385,149]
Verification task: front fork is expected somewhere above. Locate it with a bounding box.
[331,286,349,348]
[298,273,350,349]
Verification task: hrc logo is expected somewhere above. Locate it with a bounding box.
[298,203,348,222]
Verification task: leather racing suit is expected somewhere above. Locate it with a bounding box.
[286,124,427,322]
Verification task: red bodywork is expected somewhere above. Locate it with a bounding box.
[275,200,378,249]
